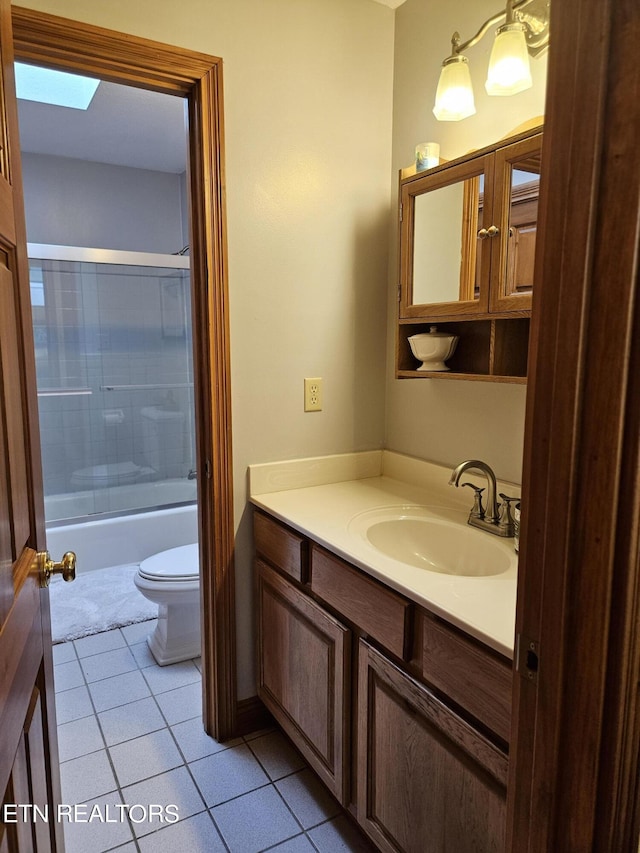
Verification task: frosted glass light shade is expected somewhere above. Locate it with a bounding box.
[485,24,532,96]
[433,56,476,122]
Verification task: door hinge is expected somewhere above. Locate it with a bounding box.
[204,459,213,479]
[399,203,403,222]
[398,283,402,302]
[516,633,539,684]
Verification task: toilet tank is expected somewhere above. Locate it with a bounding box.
[140,406,186,478]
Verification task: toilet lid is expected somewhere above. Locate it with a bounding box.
[138,543,199,582]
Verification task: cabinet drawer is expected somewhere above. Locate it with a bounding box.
[311,545,412,660]
[254,510,307,582]
[421,612,512,743]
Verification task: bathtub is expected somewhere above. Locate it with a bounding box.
[45,480,198,574]
[44,479,197,523]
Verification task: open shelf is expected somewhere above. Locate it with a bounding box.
[397,317,529,383]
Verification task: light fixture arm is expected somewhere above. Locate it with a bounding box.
[434,0,547,121]
[451,0,548,57]
[451,11,506,56]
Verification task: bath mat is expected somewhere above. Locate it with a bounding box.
[49,562,157,643]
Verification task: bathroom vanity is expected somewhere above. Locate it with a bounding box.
[251,452,517,853]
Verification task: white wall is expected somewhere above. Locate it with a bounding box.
[386,0,547,485]
[17,0,395,699]
[22,153,186,252]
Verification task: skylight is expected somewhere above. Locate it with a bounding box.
[15,63,100,110]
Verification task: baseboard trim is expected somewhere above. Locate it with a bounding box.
[235,695,273,737]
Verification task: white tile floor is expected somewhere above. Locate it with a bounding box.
[53,620,375,853]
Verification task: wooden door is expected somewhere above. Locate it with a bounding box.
[506,0,640,848]
[0,2,63,849]
[357,640,508,853]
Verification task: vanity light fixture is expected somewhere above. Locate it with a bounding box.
[433,0,549,121]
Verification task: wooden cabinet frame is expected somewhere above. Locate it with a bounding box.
[399,128,541,323]
[397,128,541,383]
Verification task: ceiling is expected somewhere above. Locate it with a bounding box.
[17,79,189,174]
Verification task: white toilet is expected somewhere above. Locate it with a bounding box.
[134,543,200,666]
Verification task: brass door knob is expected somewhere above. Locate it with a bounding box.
[37,550,77,587]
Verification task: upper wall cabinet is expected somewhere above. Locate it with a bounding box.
[397,126,542,382]
[399,127,542,320]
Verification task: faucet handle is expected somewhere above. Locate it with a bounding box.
[498,493,519,535]
[462,482,485,519]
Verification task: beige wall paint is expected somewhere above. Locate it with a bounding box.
[386,0,547,485]
[17,0,394,699]
[17,0,546,699]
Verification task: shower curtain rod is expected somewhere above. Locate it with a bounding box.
[27,243,190,270]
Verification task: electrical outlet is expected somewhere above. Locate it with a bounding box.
[304,377,323,412]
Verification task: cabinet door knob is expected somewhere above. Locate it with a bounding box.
[477,228,489,240]
[487,225,500,237]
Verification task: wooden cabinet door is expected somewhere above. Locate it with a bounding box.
[357,640,508,853]
[399,154,494,320]
[489,133,542,313]
[256,560,351,803]
[0,1,63,849]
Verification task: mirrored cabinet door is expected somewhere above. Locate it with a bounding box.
[399,154,495,319]
[489,132,542,312]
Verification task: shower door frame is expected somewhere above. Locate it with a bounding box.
[11,8,237,739]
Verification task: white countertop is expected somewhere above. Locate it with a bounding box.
[249,451,519,658]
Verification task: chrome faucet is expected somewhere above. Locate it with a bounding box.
[449,459,518,538]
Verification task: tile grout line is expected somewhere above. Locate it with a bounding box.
[55,624,358,852]
[63,627,142,853]
[61,624,229,852]
[60,624,211,852]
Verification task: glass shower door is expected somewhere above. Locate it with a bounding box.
[29,246,195,524]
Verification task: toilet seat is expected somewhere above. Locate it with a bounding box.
[138,543,198,582]
[71,461,144,488]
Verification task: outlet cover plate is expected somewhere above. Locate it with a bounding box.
[304,377,323,412]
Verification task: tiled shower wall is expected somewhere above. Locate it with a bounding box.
[32,257,195,518]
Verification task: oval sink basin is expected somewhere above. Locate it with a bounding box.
[349,507,514,577]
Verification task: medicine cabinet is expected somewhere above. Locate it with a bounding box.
[397,126,542,382]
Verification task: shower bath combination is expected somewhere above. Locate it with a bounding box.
[29,242,196,525]
[31,243,201,658]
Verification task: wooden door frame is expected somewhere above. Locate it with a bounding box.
[11,7,237,740]
[508,0,640,848]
